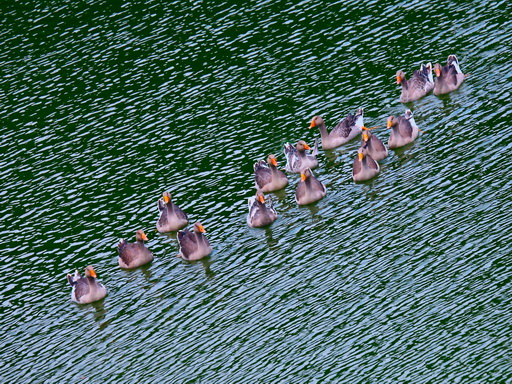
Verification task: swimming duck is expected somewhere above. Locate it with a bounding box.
[156,191,188,232]
[295,167,326,205]
[309,108,365,149]
[396,63,434,103]
[254,154,289,192]
[284,139,319,173]
[177,222,212,261]
[247,191,278,228]
[118,230,154,269]
[67,265,107,304]
[352,146,380,182]
[387,109,420,149]
[433,55,466,95]
[360,130,388,161]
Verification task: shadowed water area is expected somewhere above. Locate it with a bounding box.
[2,0,511,382]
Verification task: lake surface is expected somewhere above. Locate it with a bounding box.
[2,0,511,382]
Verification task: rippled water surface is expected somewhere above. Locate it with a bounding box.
[2,0,511,382]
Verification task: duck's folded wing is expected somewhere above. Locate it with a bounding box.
[254,162,272,189]
[178,230,198,256]
[118,242,138,265]
[73,279,90,301]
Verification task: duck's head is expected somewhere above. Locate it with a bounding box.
[135,229,149,242]
[387,116,398,129]
[434,63,442,77]
[162,191,172,204]
[84,265,97,278]
[255,191,266,204]
[267,154,278,167]
[300,167,313,181]
[309,116,324,129]
[396,70,405,84]
[194,222,206,233]
[357,147,367,161]
[296,140,311,151]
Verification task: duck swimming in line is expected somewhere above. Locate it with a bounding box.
[118,230,154,269]
[156,191,188,233]
[360,130,388,161]
[254,154,289,192]
[177,222,213,261]
[309,108,365,149]
[284,139,319,173]
[352,146,380,182]
[433,54,466,95]
[295,167,326,205]
[387,109,421,149]
[396,63,434,103]
[67,265,107,304]
[247,190,278,228]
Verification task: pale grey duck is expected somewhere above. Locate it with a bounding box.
[254,154,289,192]
[284,139,319,173]
[352,146,380,182]
[177,222,212,261]
[247,191,278,228]
[67,265,107,304]
[295,167,326,205]
[396,63,434,103]
[309,108,365,149]
[387,109,420,149]
[360,130,388,161]
[118,229,154,269]
[156,191,188,233]
[433,55,466,95]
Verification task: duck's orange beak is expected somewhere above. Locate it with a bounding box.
[303,143,311,150]
[435,68,441,77]
[258,194,265,203]
[309,119,316,128]
[141,231,149,241]
[387,119,393,128]
[300,173,307,181]
[198,224,205,233]
[358,152,364,161]
[163,194,170,204]
[270,157,278,166]
[362,132,369,141]
[396,75,402,84]
[89,269,97,278]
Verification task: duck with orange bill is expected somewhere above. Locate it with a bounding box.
[67,265,107,304]
[177,222,213,261]
[396,63,434,103]
[254,154,289,192]
[387,109,421,149]
[309,107,365,149]
[352,146,380,182]
[156,191,188,232]
[284,139,318,173]
[433,54,466,95]
[118,229,154,269]
[247,190,278,228]
[295,167,326,205]
[360,130,388,161]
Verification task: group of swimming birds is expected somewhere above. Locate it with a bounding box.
[68,54,467,304]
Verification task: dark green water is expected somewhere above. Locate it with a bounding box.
[2,0,511,383]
